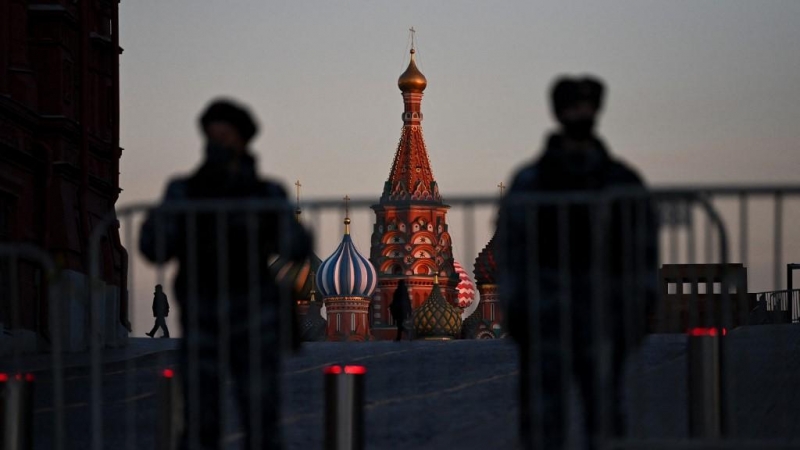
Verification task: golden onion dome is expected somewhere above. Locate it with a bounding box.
[413,277,462,339]
[398,49,427,93]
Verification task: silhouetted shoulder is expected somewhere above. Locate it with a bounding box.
[509,162,543,193]
[163,177,190,201]
[258,179,289,200]
[605,157,647,188]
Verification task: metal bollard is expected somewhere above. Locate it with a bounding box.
[687,327,725,438]
[156,368,183,450]
[0,373,35,450]
[324,365,366,450]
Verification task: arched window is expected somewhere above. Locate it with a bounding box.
[415,249,432,259]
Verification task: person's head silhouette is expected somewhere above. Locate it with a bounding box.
[550,76,605,141]
[199,99,259,157]
[155,284,163,293]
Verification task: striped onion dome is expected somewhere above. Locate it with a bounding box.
[473,233,497,285]
[453,261,476,309]
[316,217,378,298]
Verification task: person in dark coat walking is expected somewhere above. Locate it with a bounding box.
[498,76,658,450]
[390,280,412,341]
[139,98,311,450]
[146,284,170,338]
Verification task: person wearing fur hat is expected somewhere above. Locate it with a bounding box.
[140,98,312,450]
[499,76,659,450]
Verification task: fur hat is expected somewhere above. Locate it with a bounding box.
[550,76,605,116]
[199,99,259,143]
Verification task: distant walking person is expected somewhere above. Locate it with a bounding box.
[499,76,658,450]
[140,98,311,450]
[390,280,412,341]
[146,284,170,338]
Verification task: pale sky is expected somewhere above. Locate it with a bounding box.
[118,1,800,335]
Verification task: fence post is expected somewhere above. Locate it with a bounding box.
[156,369,182,450]
[324,365,366,450]
[0,373,34,450]
[687,327,724,438]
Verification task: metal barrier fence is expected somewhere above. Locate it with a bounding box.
[0,244,65,450]
[748,290,800,324]
[0,185,798,449]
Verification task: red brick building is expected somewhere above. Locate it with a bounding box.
[369,47,458,339]
[0,0,127,352]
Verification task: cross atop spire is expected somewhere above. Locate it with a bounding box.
[294,180,302,222]
[409,26,416,51]
[498,182,506,198]
[343,195,351,234]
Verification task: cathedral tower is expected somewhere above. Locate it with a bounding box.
[370,39,458,338]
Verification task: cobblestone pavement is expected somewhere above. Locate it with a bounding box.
[12,325,800,449]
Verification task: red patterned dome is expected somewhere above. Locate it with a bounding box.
[473,234,497,285]
[453,261,476,309]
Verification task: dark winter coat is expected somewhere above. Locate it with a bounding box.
[390,285,412,323]
[498,133,658,349]
[152,292,169,318]
[139,152,312,340]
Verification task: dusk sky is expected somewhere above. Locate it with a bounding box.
[117,1,800,334]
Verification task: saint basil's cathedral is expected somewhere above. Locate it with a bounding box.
[274,43,505,341]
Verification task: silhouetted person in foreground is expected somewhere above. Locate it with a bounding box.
[390,280,412,341]
[140,99,311,450]
[146,284,170,338]
[499,76,658,450]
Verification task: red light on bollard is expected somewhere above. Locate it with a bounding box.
[344,365,366,375]
[156,367,181,449]
[688,327,727,337]
[324,364,365,450]
[324,365,343,375]
[687,326,724,437]
[1,371,34,448]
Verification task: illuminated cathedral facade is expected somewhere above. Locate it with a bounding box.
[281,39,502,341]
[367,46,465,340]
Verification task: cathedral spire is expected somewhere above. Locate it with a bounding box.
[382,33,440,204]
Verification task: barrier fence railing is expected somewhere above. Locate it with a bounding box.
[0,244,65,450]
[0,185,797,449]
[749,289,800,324]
